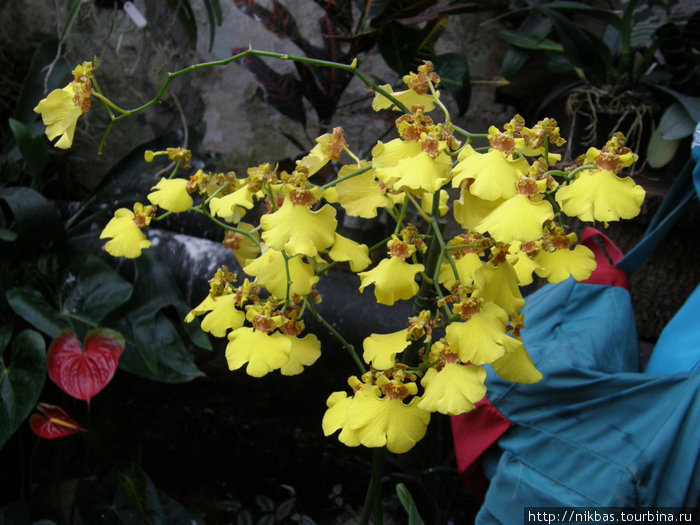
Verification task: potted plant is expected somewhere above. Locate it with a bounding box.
[487,0,700,170]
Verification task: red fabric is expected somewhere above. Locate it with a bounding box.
[451,398,512,498]
[580,227,630,290]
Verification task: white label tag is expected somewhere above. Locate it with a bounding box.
[124,1,147,28]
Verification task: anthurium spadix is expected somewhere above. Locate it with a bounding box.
[47,328,125,403]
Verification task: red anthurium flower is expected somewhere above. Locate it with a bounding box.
[29,403,85,439]
[47,328,125,403]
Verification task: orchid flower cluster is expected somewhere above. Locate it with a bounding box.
[34,58,646,457]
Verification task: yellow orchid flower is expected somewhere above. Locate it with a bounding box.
[279,333,322,376]
[225,327,291,377]
[445,301,510,365]
[451,145,530,201]
[328,233,371,272]
[362,331,410,370]
[476,194,554,243]
[323,376,430,454]
[260,199,337,257]
[418,362,487,416]
[147,178,193,213]
[99,207,152,259]
[371,84,437,112]
[555,169,645,223]
[325,162,393,219]
[243,249,318,299]
[358,256,424,306]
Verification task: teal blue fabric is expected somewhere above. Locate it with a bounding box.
[473,125,700,523]
[476,280,700,524]
[642,122,700,374]
[645,284,700,373]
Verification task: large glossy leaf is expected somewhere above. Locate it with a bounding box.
[104,250,204,383]
[378,21,423,75]
[538,6,610,83]
[646,129,680,169]
[490,30,564,53]
[311,0,353,31]
[74,464,204,525]
[396,483,426,525]
[648,86,700,123]
[47,329,124,402]
[7,249,134,340]
[232,50,307,127]
[6,287,66,338]
[29,403,84,439]
[165,0,197,47]
[416,16,448,64]
[483,2,623,32]
[658,102,696,141]
[8,119,48,189]
[433,53,471,116]
[40,250,133,333]
[233,0,319,57]
[371,0,437,26]
[0,329,46,449]
[13,38,70,131]
[0,186,65,245]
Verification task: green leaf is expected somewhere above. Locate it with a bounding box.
[0,330,46,449]
[658,102,696,141]
[538,6,611,83]
[104,251,205,383]
[646,127,680,169]
[433,53,471,116]
[13,39,70,131]
[8,249,133,341]
[377,21,423,75]
[166,0,198,48]
[484,2,623,31]
[74,464,204,525]
[0,187,65,245]
[647,85,700,123]
[0,227,17,242]
[6,287,65,338]
[395,483,425,525]
[490,30,564,53]
[42,250,133,339]
[8,118,48,189]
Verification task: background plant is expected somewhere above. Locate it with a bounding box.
[487,0,700,169]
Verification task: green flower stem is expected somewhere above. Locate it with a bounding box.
[445,243,478,251]
[393,195,409,235]
[305,299,365,375]
[190,207,260,248]
[406,193,431,224]
[263,181,278,212]
[412,194,445,316]
[316,260,341,275]
[359,448,385,525]
[321,165,372,190]
[281,252,293,312]
[545,164,595,183]
[202,182,231,205]
[168,158,183,179]
[153,210,174,221]
[454,126,488,141]
[90,89,129,115]
[97,49,411,152]
[428,77,450,126]
[369,235,391,254]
